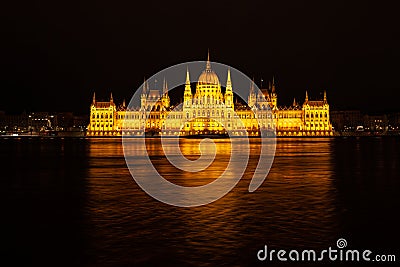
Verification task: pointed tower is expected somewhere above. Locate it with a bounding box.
[225,68,233,108]
[142,77,148,95]
[293,98,297,107]
[248,79,257,107]
[141,78,148,109]
[226,68,232,91]
[271,76,277,108]
[206,49,211,71]
[271,76,276,93]
[323,90,327,103]
[162,77,170,108]
[162,78,168,95]
[89,92,97,135]
[110,92,114,103]
[305,90,309,102]
[184,67,192,108]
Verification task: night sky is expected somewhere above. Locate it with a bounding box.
[1,1,399,114]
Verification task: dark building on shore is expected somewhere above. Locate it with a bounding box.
[0,111,88,134]
[330,110,363,131]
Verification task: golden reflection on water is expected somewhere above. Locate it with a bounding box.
[87,137,334,203]
[4,137,398,266]
[147,138,232,187]
[85,137,338,263]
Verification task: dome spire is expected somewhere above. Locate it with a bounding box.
[206,49,211,71]
[92,92,96,105]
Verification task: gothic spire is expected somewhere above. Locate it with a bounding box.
[250,78,255,95]
[293,98,297,107]
[142,77,147,95]
[323,90,327,102]
[163,77,168,94]
[185,67,191,93]
[92,92,96,104]
[226,68,232,92]
[110,92,113,103]
[271,76,276,94]
[185,67,190,85]
[206,49,211,71]
[305,90,309,102]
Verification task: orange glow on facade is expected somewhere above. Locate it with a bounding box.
[87,55,332,137]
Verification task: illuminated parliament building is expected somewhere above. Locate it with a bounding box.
[87,55,333,137]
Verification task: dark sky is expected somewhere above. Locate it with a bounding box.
[1,0,399,114]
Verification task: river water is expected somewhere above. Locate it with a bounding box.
[1,137,399,266]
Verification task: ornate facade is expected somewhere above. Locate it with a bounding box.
[87,55,333,137]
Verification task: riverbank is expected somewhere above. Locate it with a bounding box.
[1,133,399,139]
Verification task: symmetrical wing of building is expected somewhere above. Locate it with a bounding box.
[88,55,333,136]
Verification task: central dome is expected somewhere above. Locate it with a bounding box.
[197,55,220,85]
